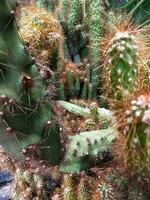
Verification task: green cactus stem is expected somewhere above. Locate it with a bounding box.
[60,128,118,173]
[90,0,104,99]
[105,30,138,100]
[63,174,76,200]
[59,101,114,126]
[0,0,61,165]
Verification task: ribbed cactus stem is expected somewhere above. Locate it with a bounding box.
[90,0,104,99]
[66,70,75,98]
[63,174,75,200]
[67,0,82,34]
[58,81,66,100]
[88,83,93,100]
[75,74,81,98]
[77,178,90,200]
[105,31,139,100]
[81,78,88,99]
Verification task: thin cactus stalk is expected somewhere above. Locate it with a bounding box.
[63,174,76,200]
[67,0,83,35]
[90,0,104,99]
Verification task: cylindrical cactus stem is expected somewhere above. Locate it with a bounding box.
[105,30,139,100]
[75,74,81,98]
[89,102,99,122]
[67,0,83,35]
[63,174,76,200]
[90,0,104,62]
[66,70,75,98]
[77,177,90,200]
[58,80,66,100]
[86,63,91,83]
[62,0,70,21]
[89,0,104,99]
[81,78,88,99]
[88,83,93,100]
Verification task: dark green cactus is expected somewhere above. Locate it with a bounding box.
[81,78,88,99]
[0,0,61,165]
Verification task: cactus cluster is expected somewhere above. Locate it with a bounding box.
[13,169,49,199]
[57,0,105,100]
[0,0,150,199]
[58,60,96,100]
[19,4,62,66]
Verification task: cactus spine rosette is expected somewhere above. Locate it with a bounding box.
[118,92,150,172]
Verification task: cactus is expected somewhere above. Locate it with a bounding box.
[0,0,61,165]
[77,177,90,200]
[19,5,62,67]
[66,70,75,98]
[67,0,83,35]
[59,100,114,127]
[104,28,139,100]
[90,0,104,99]
[36,0,59,12]
[81,78,88,99]
[60,128,118,173]
[117,91,150,173]
[62,174,76,200]
[97,182,115,200]
[13,168,49,200]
